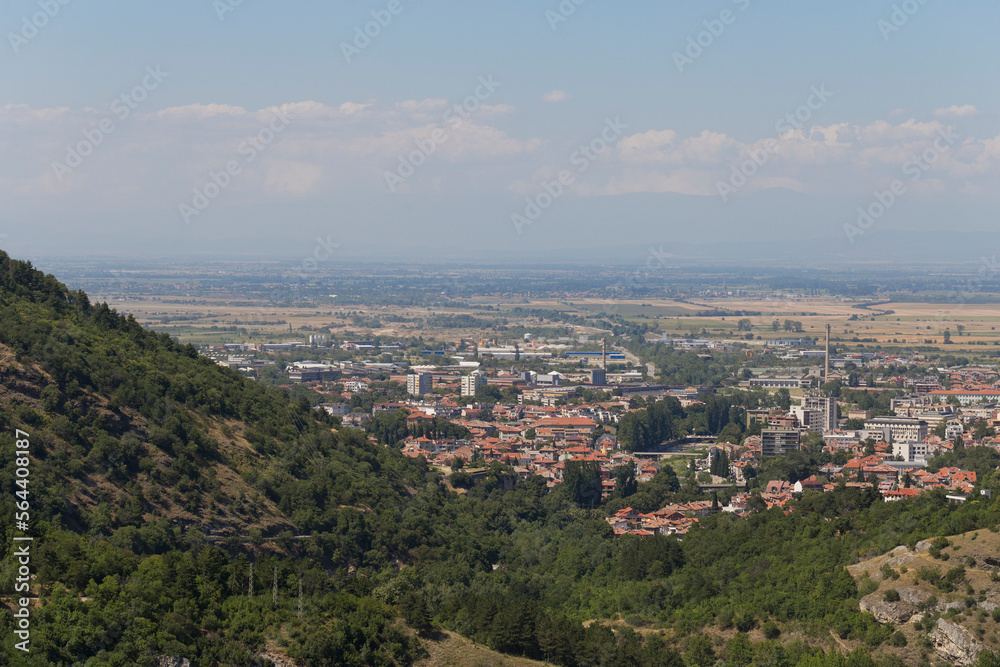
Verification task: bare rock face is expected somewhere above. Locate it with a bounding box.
[884,545,919,567]
[156,658,192,667]
[256,649,293,666]
[859,592,919,625]
[930,619,985,667]
[896,587,931,607]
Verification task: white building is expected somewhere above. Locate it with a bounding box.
[320,403,349,417]
[801,394,837,432]
[343,379,370,392]
[864,417,928,443]
[461,371,487,397]
[892,441,929,463]
[790,406,825,433]
[406,372,432,396]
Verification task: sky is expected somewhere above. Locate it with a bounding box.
[1,0,999,262]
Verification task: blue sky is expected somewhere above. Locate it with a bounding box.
[2,0,998,260]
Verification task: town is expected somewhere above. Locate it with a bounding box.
[200,324,997,540]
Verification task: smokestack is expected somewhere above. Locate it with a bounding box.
[825,324,831,383]
[602,337,607,370]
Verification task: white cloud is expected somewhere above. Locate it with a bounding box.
[542,90,570,103]
[263,160,323,197]
[556,117,999,200]
[933,104,980,118]
[2,100,999,216]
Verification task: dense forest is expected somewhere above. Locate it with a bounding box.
[2,252,1000,666]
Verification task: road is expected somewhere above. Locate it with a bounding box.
[617,345,656,378]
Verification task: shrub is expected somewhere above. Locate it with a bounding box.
[859,576,879,597]
[763,621,781,640]
[884,589,901,602]
[734,614,757,633]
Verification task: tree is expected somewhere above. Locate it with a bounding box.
[613,464,638,499]
[776,388,792,411]
[710,449,730,477]
[737,319,752,332]
[821,379,843,397]
[562,460,603,507]
[399,591,434,637]
[684,634,716,667]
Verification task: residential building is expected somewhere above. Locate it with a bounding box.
[892,441,929,463]
[790,406,823,433]
[802,394,837,432]
[864,417,928,443]
[748,377,808,389]
[461,371,488,397]
[761,428,801,457]
[406,372,432,396]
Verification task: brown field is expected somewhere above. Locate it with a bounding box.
[98,292,1000,357]
[416,631,549,667]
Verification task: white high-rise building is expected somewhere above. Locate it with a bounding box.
[461,371,487,397]
[406,373,432,396]
[801,394,837,432]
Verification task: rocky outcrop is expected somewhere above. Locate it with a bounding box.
[884,545,919,567]
[930,619,984,667]
[156,658,192,667]
[896,587,931,607]
[256,648,295,666]
[859,593,919,624]
[848,545,919,580]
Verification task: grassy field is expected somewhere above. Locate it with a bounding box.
[94,292,1000,359]
[417,631,550,667]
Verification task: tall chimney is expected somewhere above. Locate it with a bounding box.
[602,337,607,370]
[825,324,831,383]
